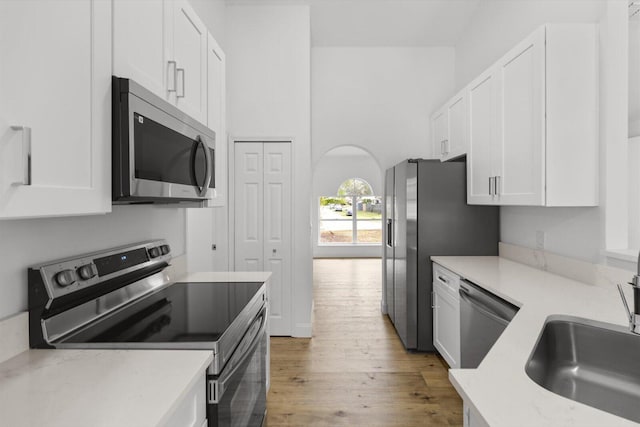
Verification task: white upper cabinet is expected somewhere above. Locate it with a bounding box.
[467,69,498,205]
[0,0,111,219]
[207,34,227,206]
[443,91,468,161]
[431,108,447,159]
[463,24,598,207]
[494,28,545,205]
[431,91,468,161]
[113,0,208,124]
[112,0,172,102]
[173,0,208,124]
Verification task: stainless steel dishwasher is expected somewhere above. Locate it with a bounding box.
[459,280,519,368]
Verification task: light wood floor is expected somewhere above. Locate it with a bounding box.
[266,258,463,426]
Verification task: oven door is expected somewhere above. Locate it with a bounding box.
[207,307,267,427]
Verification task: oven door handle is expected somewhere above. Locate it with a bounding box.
[208,307,267,404]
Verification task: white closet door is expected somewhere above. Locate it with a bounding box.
[234,142,293,336]
[263,143,292,335]
[234,143,264,272]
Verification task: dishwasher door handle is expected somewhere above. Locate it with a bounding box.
[459,286,511,327]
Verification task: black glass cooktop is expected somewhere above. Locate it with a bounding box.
[62,282,264,344]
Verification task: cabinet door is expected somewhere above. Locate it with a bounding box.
[463,401,490,427]
[443,91,467,161]
[173,0,208,124]
[467,69,497,205]
[495,27,545,206]
[433,281,460,369]
[431,109,447,160]
[113,0,172,101]
[0,0,110,219]
[207,33,226,206]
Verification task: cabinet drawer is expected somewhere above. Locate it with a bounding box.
[433,263,460,295]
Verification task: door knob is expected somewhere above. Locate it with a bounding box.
[272,249,277,254]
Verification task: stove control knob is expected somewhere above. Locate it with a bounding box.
[149,247,161,258]
[55,270,76,287]
[160,244,170,255]
[77,264,97,280]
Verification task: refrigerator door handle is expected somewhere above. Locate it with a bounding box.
[386,219,393,247]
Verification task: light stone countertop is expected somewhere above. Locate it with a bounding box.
[431,256,638,427]
[0,271,271,426]
[0,349,212,427]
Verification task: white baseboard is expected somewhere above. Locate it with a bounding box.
[292,323,312,338]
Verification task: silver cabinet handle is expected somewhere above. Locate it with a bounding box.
[431,290,436,309]
[488,176,493,196]
[495,175,500,196]
[443,139,449,155]
[438,275,449,284]
[10,125,31,186]
[440,140,445,156]
[167,61,177,92]
[176,68,185,98]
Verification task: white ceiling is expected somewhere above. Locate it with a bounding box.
[226,0,482,46]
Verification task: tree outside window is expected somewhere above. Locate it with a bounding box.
[319,178,382,244]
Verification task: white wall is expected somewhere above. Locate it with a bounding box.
[312,151,383,257]
[455,0,605,90]
[226,4,312,337]
[312,47,455,171]
[453,0,634,268]
[0,206,185,319]
[189,0,226,49]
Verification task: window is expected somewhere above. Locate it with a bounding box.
[318,178,382,245]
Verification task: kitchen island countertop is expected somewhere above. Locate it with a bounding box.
[431,255,637,427]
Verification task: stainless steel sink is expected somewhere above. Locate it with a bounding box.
[525,315,640,423]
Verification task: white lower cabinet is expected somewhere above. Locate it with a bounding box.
[162,373,207,427]
[463,401,490,427]
[432,263,460,368]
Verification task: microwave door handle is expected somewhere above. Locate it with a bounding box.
[196,135,212,197]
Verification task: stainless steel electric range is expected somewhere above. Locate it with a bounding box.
[28,240,267,427]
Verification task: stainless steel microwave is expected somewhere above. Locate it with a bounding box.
[112,76,215,204]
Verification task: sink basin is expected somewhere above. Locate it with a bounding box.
[525,315,640,423]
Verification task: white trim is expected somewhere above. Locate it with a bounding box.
[292,322,312,338]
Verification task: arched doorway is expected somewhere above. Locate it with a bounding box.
[312,146,383,258]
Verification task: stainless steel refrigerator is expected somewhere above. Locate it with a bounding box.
[383,159,499,351]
